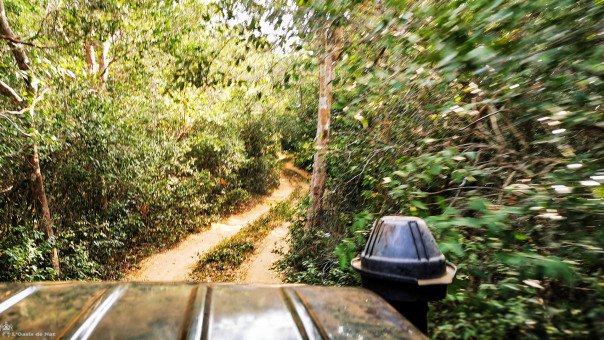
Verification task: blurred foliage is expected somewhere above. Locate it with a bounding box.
[277,0,604,338]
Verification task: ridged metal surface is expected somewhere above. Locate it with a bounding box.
[0,283,426,340]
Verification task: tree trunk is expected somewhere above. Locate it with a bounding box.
[27,143,60,272]
[0,0,60,275]
[85,42,98,76]
[98,39,111,82]
[306,27,342,230]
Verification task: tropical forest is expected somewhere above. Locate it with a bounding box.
[0,0,603,338]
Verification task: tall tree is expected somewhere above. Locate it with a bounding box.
[237,0,348,230]
[306,25,342,229]
[0,0,60,274]
[86,38,112,82]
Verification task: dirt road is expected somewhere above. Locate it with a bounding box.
[238,166,310,283]
[124,160,305,282]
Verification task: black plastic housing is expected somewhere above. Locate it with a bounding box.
[361,216,446,282]
[351,216,457,302]
[351,216,457,333]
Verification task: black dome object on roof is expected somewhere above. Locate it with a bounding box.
[351,216,457,333]
[352,216,455,285]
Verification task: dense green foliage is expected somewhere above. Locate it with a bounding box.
[0,0,299,281]
[278,0,604,338]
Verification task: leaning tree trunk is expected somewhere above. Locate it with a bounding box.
[27,143,60,272]
[0,0,60,274]
[306,27,342,230]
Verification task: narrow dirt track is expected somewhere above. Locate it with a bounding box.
[238,222,291,284]
[124,160,305,282]
[238,167,310,283]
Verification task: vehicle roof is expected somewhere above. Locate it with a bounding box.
[0,282,426,339]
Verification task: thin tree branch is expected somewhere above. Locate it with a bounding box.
[0,79,22,104]
[0,113,33,136]
[97,58,117,79]
[0,34,62,49]
[459,110,500,131]
[0,88,47,136]
[425,186,504,195]
[4,107,28,115]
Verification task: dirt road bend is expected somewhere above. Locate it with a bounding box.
[124,160,305,282]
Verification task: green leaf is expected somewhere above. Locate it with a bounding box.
[416,173,432,182]
[411,200,428,210]
[429,164,443,175]
[467,198,489,211]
